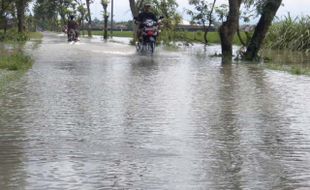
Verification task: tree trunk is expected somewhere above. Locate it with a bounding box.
[204,0,216,45]
[237,28,246,46]
[85,0,92,37]
[243,0,282,61]
[204,27,208,44]
[16,0,27,33]
[0,0,4,33]
[129,0,141,42]
[103,6,108,40]
[219,0,242,63]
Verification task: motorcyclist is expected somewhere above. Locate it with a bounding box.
[135,3,158,42]
[67,15,79,41]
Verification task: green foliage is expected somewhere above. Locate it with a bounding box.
[131,0,181,45]
[187,0,215,26]
[265,14,310,52]
[27,32,43,39]
[34,0,77,31]
[88,30,133,38]
[0,51,33,71]
[0,30,29,42]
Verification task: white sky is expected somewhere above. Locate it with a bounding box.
[90,0,310,21]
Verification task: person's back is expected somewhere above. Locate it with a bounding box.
[67,15,79,41]
[67,20,78,30]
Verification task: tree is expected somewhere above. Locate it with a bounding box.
[58,0,75,26]
[15,0,31,33]
[243,0,283,60]
[85,0,93,37]
[0,0,15,33]
[215,4,228,24]
[101,0,109,39]
[219,0,242,63]
[129,0,144,18]
[74,0,87,35]
[154,0,180,29]
[129,0,145,41]
[153,0,180,44]
[33,0,58,31]
[187,0,217,44]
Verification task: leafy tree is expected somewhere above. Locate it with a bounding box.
[33,0,58,31]
[58,0,75,26]
[187,0,217,44]
[15,0,32,33]
[0,0,15,33]
[74,0,87,35]
[218,0,282,61]
[214,4,228,24]
[153,0,180,44]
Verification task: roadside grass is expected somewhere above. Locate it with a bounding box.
[0,50,33,71]
[0,29,40,72]
[261,49,310,76]
[0,29,43,42]
[28,32,43,40]
[264,63,310,76]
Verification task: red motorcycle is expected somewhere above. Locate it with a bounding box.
[136,17,163,54]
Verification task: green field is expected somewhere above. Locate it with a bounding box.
[82,30,247,45]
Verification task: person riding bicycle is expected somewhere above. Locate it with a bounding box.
[67,15,79,41]
[135,3,158,42]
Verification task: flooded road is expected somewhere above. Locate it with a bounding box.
[1,32,310,189]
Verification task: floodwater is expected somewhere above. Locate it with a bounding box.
[1,32,310,190]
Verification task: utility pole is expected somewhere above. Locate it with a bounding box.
[110,0,114,38]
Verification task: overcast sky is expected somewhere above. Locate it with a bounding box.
[89,0,310,21]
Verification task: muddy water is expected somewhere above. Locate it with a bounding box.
[0,33,310,189]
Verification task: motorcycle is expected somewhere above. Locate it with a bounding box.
[67,28,78,42]
[136,17,163,55]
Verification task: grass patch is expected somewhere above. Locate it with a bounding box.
[0,51,33,71]
[28,32,43,40]
[0,29,43,42]
[265,63,310,76]
[265,14,310,52]
[261,49,310,76]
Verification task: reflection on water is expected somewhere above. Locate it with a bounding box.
[1,33,310,189]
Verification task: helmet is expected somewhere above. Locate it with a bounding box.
[144,2,152,7]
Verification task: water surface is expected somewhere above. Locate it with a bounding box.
[1,33,310,190]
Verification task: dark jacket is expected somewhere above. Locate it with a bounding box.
[137,12,157,23]
[67,20,78,30]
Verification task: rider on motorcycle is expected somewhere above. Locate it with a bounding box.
[67,15,79,41]
[136,3,158,42]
